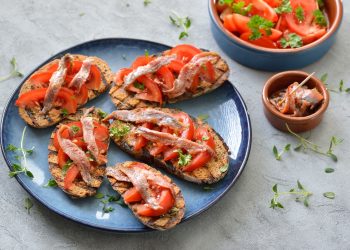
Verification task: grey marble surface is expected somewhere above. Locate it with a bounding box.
[0,0,349,249]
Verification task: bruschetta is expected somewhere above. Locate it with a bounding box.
[106,161,185,230]
[15,54,114,128]
[109,44,229,109]
[104,108,229,184]
[48,107,110,198]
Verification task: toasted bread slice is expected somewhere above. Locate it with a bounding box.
[18,54,114,128]
[48,108,110,198]
[109,50,229,110]
[106,161,185,230]
[108,108,229,184]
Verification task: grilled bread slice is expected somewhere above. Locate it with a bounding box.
[106,161,185,230]
[109,45,229,110]
[48,107,110,198]
[107,108,229,184]
[17,54,113,128]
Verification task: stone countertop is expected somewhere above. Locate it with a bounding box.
[0,0,349,249]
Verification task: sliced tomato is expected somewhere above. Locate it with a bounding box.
[96,140,108,152]
[216,1,229,13]
[134,189,175,217]
[29,72,52,86]
[64,164,80,190]
[53,121,83,150]
[124,187,143,203]
[251,0,278,22]
[66,61,101,90]
[228,14,250,34]
[163,112,194,161]
[223,14,238,33]
[167,60,185,73]
[302,28,326,45]
[240,32,277,48]
[285,0,318,36]
[131,56,153,69]
[189,73,200,93]
[115,68,132,85]
[71,137,88,151]
[200,61,216,82]
[156,66,175,89]
[134,123,153,151]
[75,85,88,105]
[149,127,172,156]
[134,75,163,105]
[94,122,109,141]
[263,0,282,7]
[275,15,288,32]
[57,149,69,168]
[169,44,201,63]
[15,87,78,114]
[183,127,215,172]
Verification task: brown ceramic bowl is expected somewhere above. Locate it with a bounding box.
[262,71,329,133]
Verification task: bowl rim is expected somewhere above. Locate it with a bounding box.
[262,70,330,122]
[209,0,343,54]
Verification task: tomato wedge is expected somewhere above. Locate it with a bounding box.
[149,127,172,156]
[115,68,132,85]
[134,123,153,151]
[163,112,194,161]
[94,122,109,141]
[240,32,277,48]
[183,127,215,172]
[167,60,185,74]
[250,0,278,22]
[225,14,250,34]
[29,72,52,86]
[57,149,69,168]
[64,164,80,190]
[263,0,282,8]
[134,189,175,217]
[53,121,83,150]
[200,61,216,82]
[156,66,175,89]
[134,75,163,105]
[169,44,201,63]
[124,187,143,203]
[75,85,89,105]
[131,56,153,69]
[15,87,78,114]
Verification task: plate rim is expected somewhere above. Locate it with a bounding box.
[0,37,252,232]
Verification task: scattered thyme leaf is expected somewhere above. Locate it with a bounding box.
[70,125,80,135]
[144,49,149,57]
[220,164,229,173]
[79,12,85,17]
[339,80,344,92]
[143,0,151,6]
[97,108,107,119]
[324,167,334,173]
[24,197,33,214]
[95,192,105,199]
[169,12,191,40]
[320,73,328,83]
[323,192,335,199]
[197,114,209,121]
[61,108,68,117]
[133,81,145,90]
[44,179,58,188]
[0,57,23,82]
[273,144,291,161]
[62,159,73,174]
[202,135,209,141]
[203,186,214,191]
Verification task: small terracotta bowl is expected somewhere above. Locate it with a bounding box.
[262,71,329,133]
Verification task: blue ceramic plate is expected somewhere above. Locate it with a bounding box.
[0,38,251,232]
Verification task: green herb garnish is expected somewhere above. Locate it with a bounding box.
[176,149,192,167]
[270,181,312,209]
[44,179,58,188]
[203,186,214,191]
[202,135,209,141]
[0,57,23,82]
[144,49,149,57]
[295,6,305,22]
[313,10,327,27]
[109,124,130,138]
[232,1,252,16]
[317,0,325,9]
[323,192,335,199]
[133,81,145,90]
[70,125,80,135]
[320,73,328,83]
[97,108,107,119]
[273,144,291,161]
[280,33,303,48]
[62,159,73,174]
[95,192,105,199]
[197,114,209,121]
[286,124,342,162]
[61,108,68,117]
[143,0,151,6]
[169,12,191,40]
[248,15,274,40]
[7,126,34,179]
[324,167,334,173]
[274,0,292,14]
[220,164,229,173]
[24,197,33,214]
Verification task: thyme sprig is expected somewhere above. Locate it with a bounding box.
[169,11,191,40]
[0,57,23,82]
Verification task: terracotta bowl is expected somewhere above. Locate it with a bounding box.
[262,71,330,133]
[208,0,343,71]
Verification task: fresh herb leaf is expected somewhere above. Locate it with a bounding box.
[95,192,105,199]
[202,135,209,141]
[317,0,324,9]
[0,57,23,82]
[324,167,334,173]
[286,124,342,162]
[320,73,328,83]
[144,49,149,57]
[280,33,303,48]
[197,114,209,121]
[133,81,145,90]
[232,1,252,16]
[176,149,192,167]
[79,12,85,17]
[313,10,327,27]
[220,164,229,173]
[24,197,33,214]
[295,6,305,22]
[109,124,130,138]
[44,179,58,187]
[346,88,350,93]
[97,108,107,119]
[115,197,127,207]
[70,125,80,135]
[203,186,214,191]
[219,0,234,4]
[61,108,68,117]
[270,181,312,209]
[273,144,291,161]
[169,12,191,40]
[62,159,73,174]
[248,15,274,40]
[6,144,18,152]
[339,80,344,92]
[102,206,114,213]
[323,192,335,199]
[143,0,151,6]
[274,0,292,14]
